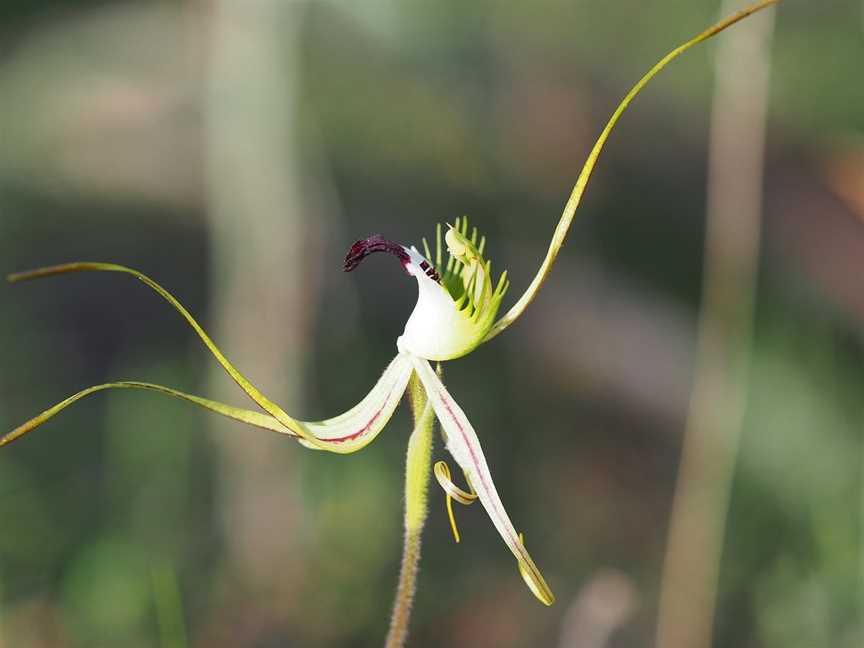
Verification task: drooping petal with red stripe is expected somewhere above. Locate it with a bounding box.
[409,355,554,605]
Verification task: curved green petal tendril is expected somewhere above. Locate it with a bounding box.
[0,381,289,447]
[484,0,781,342]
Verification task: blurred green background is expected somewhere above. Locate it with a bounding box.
[1,1,863,646]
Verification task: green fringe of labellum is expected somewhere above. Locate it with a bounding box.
[433,217,509,325]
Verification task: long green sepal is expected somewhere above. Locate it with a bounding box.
[483,0,781,342]
[6,263,412,454]
[0,381,290,448]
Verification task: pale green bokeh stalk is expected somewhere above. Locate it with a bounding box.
[655,3,775,647]
[0,564,5,648]
[150,562,188,648]
[204,0,321,601]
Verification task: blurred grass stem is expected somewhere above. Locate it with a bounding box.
[204,0,318,606]
[0,569,5,648]
[655,3,775,647]
[150,562,189,648]
[385,374,435,648]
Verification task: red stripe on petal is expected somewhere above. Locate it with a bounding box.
[324,382,399,444]
[437,390,523,552]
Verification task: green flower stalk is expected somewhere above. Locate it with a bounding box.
[2,0,780,639]
[386,373,436,648]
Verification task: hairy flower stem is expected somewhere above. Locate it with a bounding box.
[385,372,436,648]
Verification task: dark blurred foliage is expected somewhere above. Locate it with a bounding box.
[1,1,863,647]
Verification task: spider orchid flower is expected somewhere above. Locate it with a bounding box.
[344,220,553,604]
[1,218,554,605]
[2,0,780,615]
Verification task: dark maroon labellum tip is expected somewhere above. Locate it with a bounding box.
[344,235,410,273]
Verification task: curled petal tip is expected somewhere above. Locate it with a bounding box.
[434,460,478,543]
[434,461,477,506]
